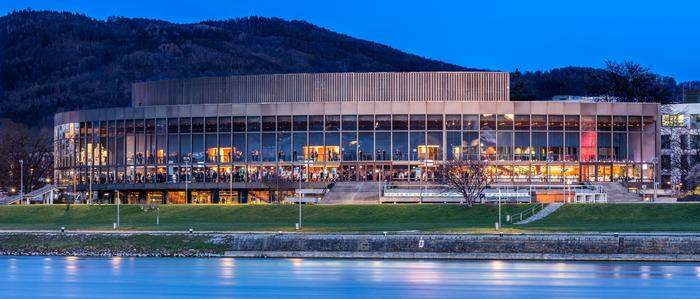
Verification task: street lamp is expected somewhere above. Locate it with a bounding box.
[115,189,120,228]
[227,169,233,204]
[497,187,502,230]
[296,158,312,230]
[183,156,191,204]
[651,157,658,202]
[19,160,24,204]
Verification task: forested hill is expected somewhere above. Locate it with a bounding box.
[0,10,468,127]
[0,10,693,128]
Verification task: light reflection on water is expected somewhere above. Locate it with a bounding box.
[0,257,699,298]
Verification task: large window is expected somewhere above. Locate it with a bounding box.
[480,114,496,130]
[532,132,547,161]
[564,132,579,161]
[342,115,357,131]
[446,131,461,160]
[342,132,357,161]
[548,115,563,131]
[613,132,627,161]
[565,115,580,131]
[393,132,408,161]
[277,116,291,131]
[463,132,479,160]
[277,133,292,162]
[358,115,374,130]
[410,115,426,130]
[497,114,514,130]
[393,115,408,130]
[293,133,307,161]
[261,133,276,162]
[497,132,513,160]
[375,132,391,161]
[445,115,461,130]
[262,116,276,132]
[325,115,340,131]
[463,115,478,130]
[481,131,497,160]
[247,134,260,161]
[410,132,425,160]
[309,116,324,131]
[514,132,530,161]
[426,115,443,130]
[662,114,685,127]
[514,115,529,130]
[548,132,563,161]
[375,115,391,130]
[358,132,373,161]
[293,116,307,131]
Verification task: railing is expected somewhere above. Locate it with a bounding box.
[508,203,545,223]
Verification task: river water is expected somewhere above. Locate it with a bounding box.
[0,256,699,298]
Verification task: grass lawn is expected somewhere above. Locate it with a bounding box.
[523,203,700,232]
[2,203,698,232]
[0,204,526,232]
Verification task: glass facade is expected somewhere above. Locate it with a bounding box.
[55,113,658,191]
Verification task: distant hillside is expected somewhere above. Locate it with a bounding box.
[0,10,468,126]
[0,10,693,128]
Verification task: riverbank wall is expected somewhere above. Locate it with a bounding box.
[2,232,700,261]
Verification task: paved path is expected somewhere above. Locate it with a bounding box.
[515,203,564,225]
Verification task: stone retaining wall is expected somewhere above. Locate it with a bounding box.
[1,232,700,261]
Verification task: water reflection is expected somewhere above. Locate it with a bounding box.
[0,257,699,298]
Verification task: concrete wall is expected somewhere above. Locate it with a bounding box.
[4,232,700,261]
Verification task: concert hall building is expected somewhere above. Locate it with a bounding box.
[53,72,660,204]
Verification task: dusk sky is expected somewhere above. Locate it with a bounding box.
[2,0,698,81]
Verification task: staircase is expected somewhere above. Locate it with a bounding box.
[515,203,564,225]
[320,182,381,204]
[0,194,22,205]
[599,182,642,203]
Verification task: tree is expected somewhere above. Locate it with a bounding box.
[0,119,53,194]
[604,60,677,103]
[684,164,700,193]
[437,158,490,207]
[659,105,700,192]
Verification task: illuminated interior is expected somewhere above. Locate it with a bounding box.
[303,146,340,161]
[417,145,441,160]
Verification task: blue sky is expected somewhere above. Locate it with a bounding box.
[2,0,699,81]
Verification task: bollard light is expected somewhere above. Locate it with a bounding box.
[189,228,193,234]
[60,227,65,233]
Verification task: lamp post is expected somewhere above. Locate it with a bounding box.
[88,157,94,205]
[651,157,658,202]
[183,156,191,203]
[296,158,312,230]
[19,160,24,204]
[227,169,233,204]
[115,189,120,228]
[497,187,502,229]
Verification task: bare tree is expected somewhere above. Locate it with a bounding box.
[437,158,490,207]
[0,119,54,194]
[660,105,700,192]
[684,164,700,193]
[604,60,676,103]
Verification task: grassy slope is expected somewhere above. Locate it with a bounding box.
[0,204,524,232]
[2,203,698,232]
[523,203,700,232]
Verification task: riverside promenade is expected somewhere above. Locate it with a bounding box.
[2,231,700,261]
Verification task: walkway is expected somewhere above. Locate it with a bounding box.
[515,203,564,225]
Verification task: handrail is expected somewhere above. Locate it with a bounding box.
[509,203,545,223]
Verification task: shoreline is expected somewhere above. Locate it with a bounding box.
[2,231,700,261]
